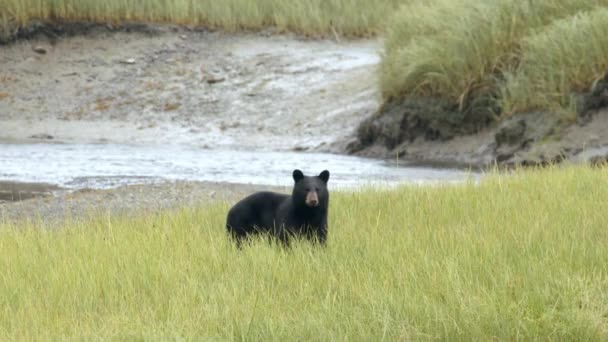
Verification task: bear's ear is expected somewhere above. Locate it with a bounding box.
[293,169,305,183]
[318,170,330,183]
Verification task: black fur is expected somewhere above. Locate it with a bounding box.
[226,169,330,247]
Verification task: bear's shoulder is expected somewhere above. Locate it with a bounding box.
[248,191,289,204]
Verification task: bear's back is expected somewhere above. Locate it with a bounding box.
[226,191,289,232]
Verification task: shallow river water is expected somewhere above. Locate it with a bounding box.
[0,143,476,189]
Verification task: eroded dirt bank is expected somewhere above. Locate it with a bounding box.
[348,96,608,168]
[0,24,379,152]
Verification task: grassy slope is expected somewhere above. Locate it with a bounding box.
[500,7,608,117]
[1,166,607,340]
[381,0,608,119]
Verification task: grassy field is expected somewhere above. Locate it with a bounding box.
[1,166,607,340]
[1,0,405,38]
[380,0,608,120]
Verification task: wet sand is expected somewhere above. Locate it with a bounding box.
[0,181,63,202]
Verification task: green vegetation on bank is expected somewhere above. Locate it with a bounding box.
[1,166,607,340]
[500,7,608,116]
[1,0,404,38]
[381,0,608,120]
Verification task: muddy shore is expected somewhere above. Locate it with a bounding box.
[0,23,379,153]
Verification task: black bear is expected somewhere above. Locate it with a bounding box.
[226,169,330,247]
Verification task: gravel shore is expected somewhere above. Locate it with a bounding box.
[0,181,288,225]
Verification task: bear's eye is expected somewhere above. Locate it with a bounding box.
[315,187,319,191]
[305,188,310,191]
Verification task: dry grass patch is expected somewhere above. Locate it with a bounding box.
[2,0,407,38]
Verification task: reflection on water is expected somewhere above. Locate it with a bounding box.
[0,143,476,189]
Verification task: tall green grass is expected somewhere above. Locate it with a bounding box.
[380,0,608,118]
[1,166,607,340]
[1,0,406,38]
[500,7,608,118]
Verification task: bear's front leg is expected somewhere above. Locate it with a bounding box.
[316,224,327,246]
[273,224,291,248]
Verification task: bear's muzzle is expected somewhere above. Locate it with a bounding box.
[305,191,319,207]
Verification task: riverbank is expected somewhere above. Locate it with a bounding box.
[3,23,608,171]
[358,1,608,168]
[0,146,473,223]
[0,22,477,224]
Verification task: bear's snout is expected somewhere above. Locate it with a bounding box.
[305,191,319,207]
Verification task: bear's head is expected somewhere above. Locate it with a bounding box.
[292,169,330,209]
